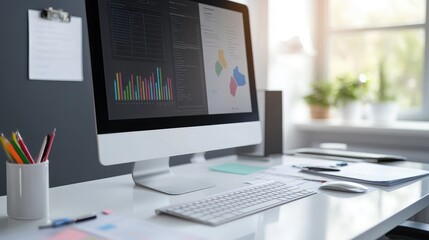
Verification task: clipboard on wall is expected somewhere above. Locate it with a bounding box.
[28,7,83,81]
[40,7,71,22]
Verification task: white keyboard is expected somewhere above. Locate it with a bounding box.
[156,181,317,226]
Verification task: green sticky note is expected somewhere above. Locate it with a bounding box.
[209,163,267,175]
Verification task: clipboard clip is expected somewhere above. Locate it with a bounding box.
[41,7,71,23]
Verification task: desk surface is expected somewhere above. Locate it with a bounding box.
[1,155,429,240]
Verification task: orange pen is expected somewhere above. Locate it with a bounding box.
[11,131,29,164]
[1,134,24,164]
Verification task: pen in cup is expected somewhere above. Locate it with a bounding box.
[1,129,56,164]
[1,133,24,164]
[36,136,48,164]
[0,134,13,163]
[41,129,56,162]
[10,131,30,164]
[16,131,35,164]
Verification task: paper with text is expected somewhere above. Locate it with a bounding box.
[28,9,83,81]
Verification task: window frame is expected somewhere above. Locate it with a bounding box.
[316,0,429,121]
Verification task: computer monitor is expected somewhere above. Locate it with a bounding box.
[86,0,261,195]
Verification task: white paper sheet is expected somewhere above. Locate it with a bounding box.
[266,157,429,186]
[34,214,205,240]
[75,215,206,240]
[28,9,83,81]
[300,162,429,186]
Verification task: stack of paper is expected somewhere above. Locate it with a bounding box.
[301,162,429,186]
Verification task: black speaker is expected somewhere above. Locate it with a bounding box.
[237,90,283,157]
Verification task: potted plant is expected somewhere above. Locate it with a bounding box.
[371,60,398,122]
[334,74,369,121]
[304,81,334,119]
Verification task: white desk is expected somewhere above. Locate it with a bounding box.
[1,155,429,240]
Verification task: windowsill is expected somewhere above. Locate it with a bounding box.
[294,119,429,137]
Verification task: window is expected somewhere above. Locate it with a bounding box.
[323,0,428,119]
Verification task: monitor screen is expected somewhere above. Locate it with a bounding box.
[88,0,259,134]
[87,0,261,194]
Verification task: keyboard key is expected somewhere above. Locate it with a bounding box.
[156,181,317,226]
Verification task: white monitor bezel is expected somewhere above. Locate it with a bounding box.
[87,0,261,166]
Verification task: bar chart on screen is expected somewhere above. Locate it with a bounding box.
[113,68,174,102]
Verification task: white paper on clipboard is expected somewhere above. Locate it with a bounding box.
[28,9,83,81]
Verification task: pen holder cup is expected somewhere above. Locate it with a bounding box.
[6,161,49,220]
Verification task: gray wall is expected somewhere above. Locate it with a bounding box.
[0,0,132,196]
[0,0,186,197]
[0,0,234,196]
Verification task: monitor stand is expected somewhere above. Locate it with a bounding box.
[132,157,215,195]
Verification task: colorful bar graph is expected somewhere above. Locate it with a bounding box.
[113,68,174,101]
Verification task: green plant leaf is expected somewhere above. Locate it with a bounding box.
[304,81,334,107]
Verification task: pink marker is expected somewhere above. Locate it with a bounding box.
[102,209,112,215]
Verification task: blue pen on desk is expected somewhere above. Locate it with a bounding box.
[39,213,97,229]
[336,161,348,167]
[50,218,75,228]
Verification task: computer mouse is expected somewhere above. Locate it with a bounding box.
[319,181,368,193]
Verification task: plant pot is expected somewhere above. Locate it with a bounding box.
[309,105,330,119]
[371,102,398,122]
[341,101,362,121]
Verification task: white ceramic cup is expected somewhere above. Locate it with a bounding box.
[6,161,49,220]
